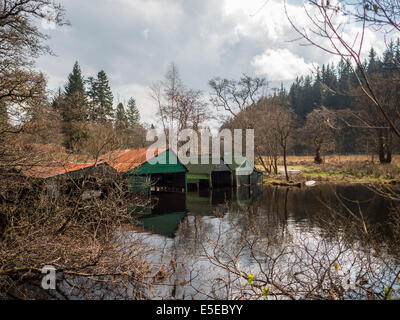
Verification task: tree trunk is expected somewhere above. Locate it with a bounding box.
[378,129,386,164]
[386,129,392,164]
[314,146,323,164]
[377,128,392,164]
[386,150,392,164]
[283,145,289,182]
[256,149,270,174]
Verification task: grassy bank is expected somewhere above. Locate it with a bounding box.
[256,155,400,185]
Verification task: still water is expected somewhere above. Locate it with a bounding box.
[135,184,391,238]
[124,184,400,300]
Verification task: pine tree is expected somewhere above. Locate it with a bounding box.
[115,102,128,130]
[382,40,396,76]
[276,83,289,106]
[85,76,96,121]
[321,64,339,109]
[85,71,114,123]
[94,70,114,122]
[65,61,86,98]
[395,39,400,65]
[289,77,304,117]
[126,97,140,128]
[51,87,63,111]
[300,75,315,115]
[61,61,88,152]
[367,47,381,75]
[321,64,327,85]
[352,59,368,86]
[336,59,353,108]
[312,70,323,108]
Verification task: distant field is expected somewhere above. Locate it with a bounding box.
[277,154,400,165]
[256,154,400,184]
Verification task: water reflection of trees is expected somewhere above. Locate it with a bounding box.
[250,185,398,246]
[170,185,400,300]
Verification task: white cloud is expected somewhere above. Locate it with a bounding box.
[106,0,183,21]
[251,49,315,81]
[220,0,314,43]
[221,0,285,42]
[36,0,391,126]
[143,28,149,40]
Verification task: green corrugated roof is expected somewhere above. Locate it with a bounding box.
[128,149,187,175]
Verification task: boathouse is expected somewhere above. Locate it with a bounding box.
[100,148,188,193]
[185,154,232,190]
[23,161,118,198]
[226,156,264,187]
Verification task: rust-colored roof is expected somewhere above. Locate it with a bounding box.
[99,148,168,173]
[23,162,100,179]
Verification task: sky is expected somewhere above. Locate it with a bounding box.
[36,0,386,127]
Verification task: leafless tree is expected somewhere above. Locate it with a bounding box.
[253,100,297,180]
[0,0,169,299]
[150,63,210,138]
[209,74,269,171]
[285,0,400,137]
[268,105,296,181]
[0,0,68,172]
[252,107,280,174]
[301,107,336,164]
[219,92,296,180]
[209,74,267,120]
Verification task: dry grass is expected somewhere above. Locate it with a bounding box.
[284,154,400,166]
[256,154,400,184]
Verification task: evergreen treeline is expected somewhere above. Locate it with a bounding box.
[52,62,143,153]
[282,40,400,119]
[269,40,400,157]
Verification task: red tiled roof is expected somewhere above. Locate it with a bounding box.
[23,148,168,178]
[23,162,100,179]
[99,148,168,173]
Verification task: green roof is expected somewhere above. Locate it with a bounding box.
[129,149,187,175]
